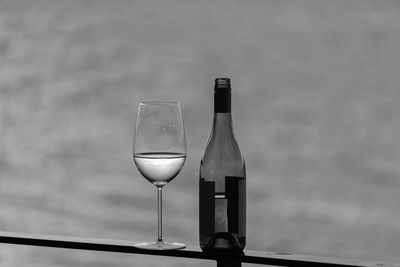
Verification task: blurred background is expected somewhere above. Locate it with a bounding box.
[1,0,400,266]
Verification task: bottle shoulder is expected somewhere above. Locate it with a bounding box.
[201,133,244,160]
[200,113,245,177]
[200,136,246,178]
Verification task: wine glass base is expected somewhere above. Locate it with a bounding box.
[134,241,186,250]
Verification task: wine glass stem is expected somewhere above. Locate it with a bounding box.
[157,187,163,243]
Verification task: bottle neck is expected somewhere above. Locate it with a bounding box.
[214,90,231,113]
[213,77,233,133]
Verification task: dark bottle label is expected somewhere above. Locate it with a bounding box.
[226,176,245,233]
[199,178,215,238]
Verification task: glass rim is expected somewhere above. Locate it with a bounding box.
[139,101,180,106]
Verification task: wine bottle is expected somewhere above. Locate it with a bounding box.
[199,78,246,251]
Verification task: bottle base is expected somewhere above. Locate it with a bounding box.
[201,232,244,252]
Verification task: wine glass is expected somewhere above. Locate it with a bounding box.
[133,101,186,250]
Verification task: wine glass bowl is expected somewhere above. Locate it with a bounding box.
[133,101,186,250]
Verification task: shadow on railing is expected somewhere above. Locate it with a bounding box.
[0,231,398,267]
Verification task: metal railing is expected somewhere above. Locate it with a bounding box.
[0,231,398,267]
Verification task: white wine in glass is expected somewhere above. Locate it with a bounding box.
[134,152,186,187]
[133,101,186,250]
